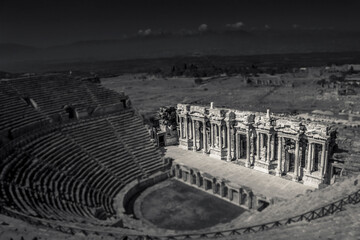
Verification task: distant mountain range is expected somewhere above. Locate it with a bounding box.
[1,30,360,71]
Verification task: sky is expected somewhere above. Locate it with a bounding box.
[1,0,360,47]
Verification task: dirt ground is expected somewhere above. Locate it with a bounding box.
[138,179,245,231]
[101,74,344,118]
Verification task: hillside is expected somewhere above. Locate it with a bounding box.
[2,30,360,72]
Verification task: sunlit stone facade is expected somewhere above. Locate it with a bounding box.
[176,103,334,188]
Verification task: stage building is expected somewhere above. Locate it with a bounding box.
[176,103,335,188]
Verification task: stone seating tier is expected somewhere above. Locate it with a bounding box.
[0,110,164,225]
[0,75,128,142]
[0,82,48,135]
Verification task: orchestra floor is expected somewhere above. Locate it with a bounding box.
[137,179,246,230]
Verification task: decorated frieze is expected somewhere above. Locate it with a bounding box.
[176,103,190,114]
[176,103,332,141]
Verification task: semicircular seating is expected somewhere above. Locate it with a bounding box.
[0,110,163,225]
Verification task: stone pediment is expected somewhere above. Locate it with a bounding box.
[209,108,225,117]
[276,126,299,135]
[234,111,255,124]
[208,115,223,123]
[225,111,236,121]
[274,119,301,134]
[190,112,206,118]
[255,116,274,130]
[177,103,190,114]
[234,122,250,131]
[190,105,206,114]
[208,108,226,121]
[305,122,329,139]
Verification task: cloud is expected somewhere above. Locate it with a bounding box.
[292,24,299,29]
[138,28,152,36]
[198,24,208,32]
[265,24,271,29]
[226,21,244,30]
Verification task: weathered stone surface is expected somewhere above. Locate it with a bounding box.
[177,103,333,140]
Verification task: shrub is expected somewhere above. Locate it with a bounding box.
[194,78,203,85]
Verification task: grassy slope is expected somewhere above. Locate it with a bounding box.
[102,74,342,117]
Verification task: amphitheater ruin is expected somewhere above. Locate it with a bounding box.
[0,74,359,240]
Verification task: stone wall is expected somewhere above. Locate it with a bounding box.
[170,164,269,210]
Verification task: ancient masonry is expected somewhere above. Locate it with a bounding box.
[176,103,334,188]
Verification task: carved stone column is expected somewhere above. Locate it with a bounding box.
[179,116,183,139]
[323,143,328,178]
[276,136,283,176]
[250,132,255,164]
[271,135,275,161]
[311,143,316,171]
[219,124,222,149]
[205,179,210,190]
[188,117,191,140]
[233,128,237,159]
[182,171,187,181]
[238,188,243,205]
[228,188,233,201]
[203,179,208,190]
[210,123,214,147]
[227,122,232,161]
[266,134,271,162]
[220,182,225,197]
[256,132,260,161]
[203,120,207,154]
[196,173,201,187]
[246,131,251,167]
[184,115,188,140]
[192,119,196,151]
[294,140,300,181]
[307,142,312,173]
[320,142,326,177]
[247,192,253,209]
[212,181,216,194]
[235,133,240,160]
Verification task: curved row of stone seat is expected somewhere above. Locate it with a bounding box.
[0,137,114,222]
[6,76,95,115]
[107,112,163,175]
[61,117,145,183]
[0,110,164,225]
[0,81,49,137]
[4,75,123,118]
[84,81,124,106]
[1,181,97,222]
